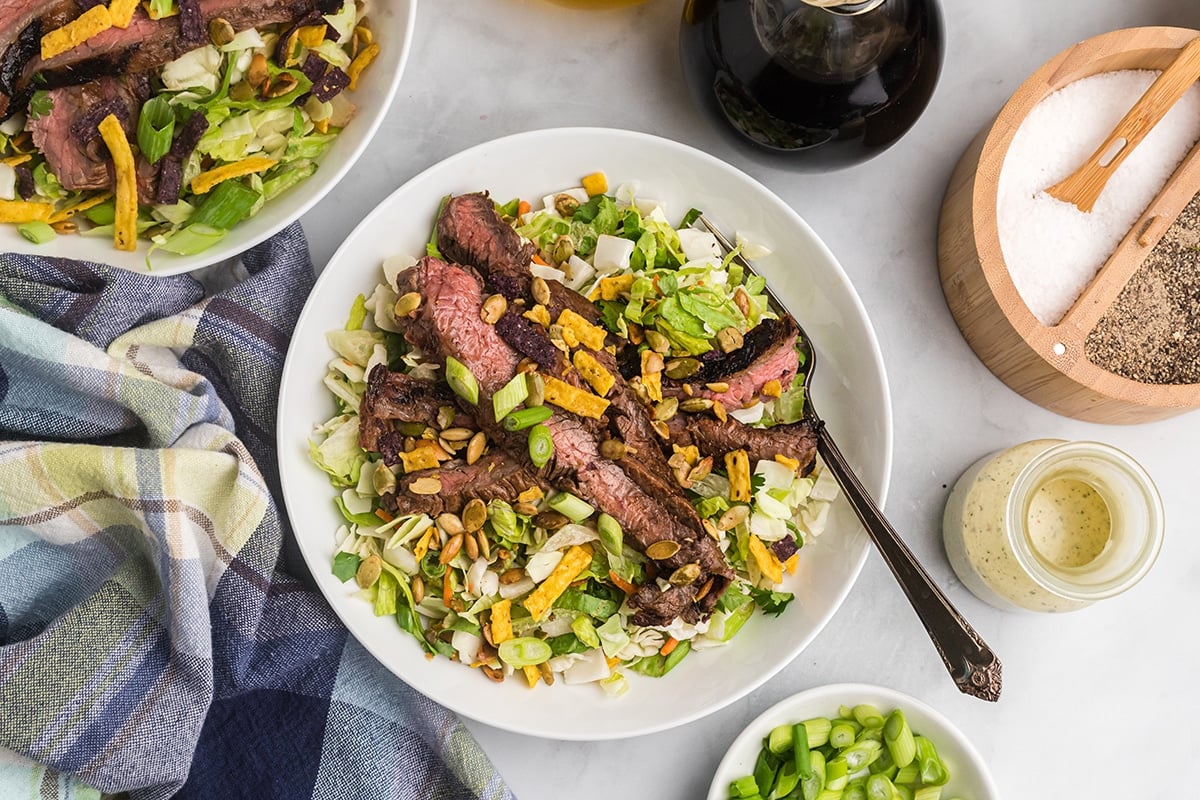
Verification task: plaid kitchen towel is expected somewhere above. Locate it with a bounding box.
[0,226,515,800]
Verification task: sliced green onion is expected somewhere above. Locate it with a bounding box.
[838,705,855,720]
[444,355,479,405]
[571,616,600,648]
[729,775,759,798]
[801,749,825,800]
[830,722,857,749]
[528,423,553,468]
[912,787,942,800]
[752,749,777,798]
[547,491,594,523]
[844,782,868,800]
[189,179,261,229]
[802,717,833,748]
[771,760,800,798]
[825,757,849,791]
[866,774,897,800]
[17,221,55,244]
[492,373,529,422]
[496,637,552,668]
[840,739,883,771]
[793,721,812,779]
[84,200,116,226]
[597,513,623,559]
[153,224,227,255]
[884,709,917,769]
[893,764,919,786]
[914,737,948,786]
[137,96,175,165]
[503,405,553,431]
[767,723,794,755]
[854,704,886,729]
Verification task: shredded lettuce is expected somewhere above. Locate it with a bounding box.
[309,415,364,486]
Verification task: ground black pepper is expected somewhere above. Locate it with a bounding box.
[1085,191,1200,385]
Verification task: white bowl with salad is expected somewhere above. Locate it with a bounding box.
[708,684,1000,800]
[0,0,415,274]
[277,127,894,739]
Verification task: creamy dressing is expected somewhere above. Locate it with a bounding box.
[1026,478,1111,569]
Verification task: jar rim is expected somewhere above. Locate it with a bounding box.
[1003,441,1163,601]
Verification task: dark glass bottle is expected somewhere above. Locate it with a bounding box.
[680,0,944,171]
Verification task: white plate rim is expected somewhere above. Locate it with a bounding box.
[278,126,895,739]
[706,683,1002,800]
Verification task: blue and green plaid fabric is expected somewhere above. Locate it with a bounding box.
[0,227,516,800]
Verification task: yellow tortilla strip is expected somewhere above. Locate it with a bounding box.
[412,528,435,562]
[490,599,513,644]
[571,350,614,397]
[97,115,137,252]
[542,376,610,420]
[48,192,112,224]
[190,157,278,195]
[725,448,750,502]
[748,534,784,585]
[2,154,31,167]
[522,665,540,688]
[784,552,799,575]
[517,486,544,504]
[522,303,550,327]
[109,0,140,28]
[556,308,607,351]
[0,199,53,224]
[346,43,379,91]
[41,5,113,60]
[398,448,440,474]
[640,350,663,403]
[523,544,592,621]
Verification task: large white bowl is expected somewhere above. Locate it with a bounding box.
[708,684,1001,800]
[277,127,894,740]
[0,0,416,275]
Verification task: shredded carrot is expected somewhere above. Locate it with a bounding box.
[374,508,394,523]
[518,200,531,216]
[530,252,548,266]
[659,637,679,657]
[442,569,453,606]
[608,570,636,595]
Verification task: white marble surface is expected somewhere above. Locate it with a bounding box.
[301,1,1200,797]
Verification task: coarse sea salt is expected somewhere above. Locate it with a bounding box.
[997,70,1200,326]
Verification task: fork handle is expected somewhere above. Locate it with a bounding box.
[815,425,1003,702]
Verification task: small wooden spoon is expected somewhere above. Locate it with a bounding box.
[1047,35,1200,213]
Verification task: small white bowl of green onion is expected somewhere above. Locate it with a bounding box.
[708,684,1000,800]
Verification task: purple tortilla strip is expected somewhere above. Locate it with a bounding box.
[310,66,348,101]
[69,98,128,144]
[300,53,327,82]
[178,0,204,42]
[169,111,209,160]
[15,165,34,199]
[156,157,183,204]
[769,536,800,563]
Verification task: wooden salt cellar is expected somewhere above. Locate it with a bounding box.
[938,27,1200,424]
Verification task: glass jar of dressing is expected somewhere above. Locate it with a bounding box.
[943,439,1163,612]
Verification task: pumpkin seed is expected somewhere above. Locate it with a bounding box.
[705,381,730,393]
[436,513,464,536]
[499,567,525,584]
[552,235,574,265]
[513,502,539,517]
[526,372,545,406]
[694,577,715,602]
[534,510,570,530]
[409,476,442,495]
[654,397,678,422]
[680,397,713,413]
[50,220,77,235]
[554,193,580,216]
[481,293,507,324]
[207,17,235,46]
[702,518,721,540]
[644,329,671,354]
[532,276,551,306]
[247,53,268,88]
[645,540,681,560]
[682,383,694,396]
[673,461,693,488]
[466,431,486,465]
[669,562,702,586]
[651,420,670,439]
[642,351,664,374]
[688,456,714,484]
[463,530,479,560]
[481,622,495,647]
[712,399,728,423]
[411,574,425,604]
[716,326,744,353]
[355,554,382,588]
[262,72,297,99]
[394,291,422,318]
[439,533,464,564]
[733,287,751,317]
[599,438,626,460]
[440,427,474,442]
[462,498,487,533]
[538,661,555,686]
[717,504,749,531]
[517,357,538,374]
[664,357,701,380]
[481,665,505,682]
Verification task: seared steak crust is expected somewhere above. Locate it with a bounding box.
[667,414,819,477]
[384,455,550,518]
[359,365,471,456]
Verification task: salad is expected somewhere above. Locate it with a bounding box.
[309,174,839,694]
[0,0,377,259]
